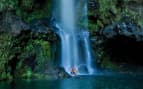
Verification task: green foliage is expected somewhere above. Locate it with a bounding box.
[88,0,143,36]
[0,33,14,80]
[20,0,34,9]
[1,72,6,79]
[0,31,53,80]
[22,68,33,79]
[88,0,120,34]
[0,0,18,11]
[23,38,51,70]
[0,33,13,60]
[0,0,51,22]
[15,0,51,22]
[95,46,118,70]
[6,72,13,80]
[98,0,120,24]
[100,54,118,70]
[88,20,103,32]
[16,32,52,74]
[25,8,50,23]
[22,69,47,79]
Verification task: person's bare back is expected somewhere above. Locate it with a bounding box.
[71,67,78,75]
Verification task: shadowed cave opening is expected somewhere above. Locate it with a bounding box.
[103,35,143,66]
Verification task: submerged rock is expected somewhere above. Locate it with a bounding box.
[43,67,71,79]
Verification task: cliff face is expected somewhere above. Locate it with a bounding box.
[0,0,143,80]
[0,0,52,23]
[88,0,143,35]
[0,0,54,80]
[88,0,143,72]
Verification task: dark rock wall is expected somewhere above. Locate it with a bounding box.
[1,0,143,80]
[88,0,143,70]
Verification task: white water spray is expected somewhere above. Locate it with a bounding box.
[53,0,95,75]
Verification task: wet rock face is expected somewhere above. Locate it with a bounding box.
[0,13,30,35]
[0,12,59,80]
[49,67,71,79]
[98,21,143,65]
[88,0,99,22]
[88,0,99,10]
[30,18,51,33]
[101,22,143,41]
[0,12,30,36]
[127,0,143,8]
[0,12,57,37]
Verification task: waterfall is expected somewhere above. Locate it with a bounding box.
[53,0,95,75]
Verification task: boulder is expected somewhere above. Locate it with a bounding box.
[101,22,143,41]
[0,12,30,36]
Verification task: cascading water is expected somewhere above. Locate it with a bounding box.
[53,0,95,75]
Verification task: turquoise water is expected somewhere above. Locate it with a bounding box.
[0,76,143,89]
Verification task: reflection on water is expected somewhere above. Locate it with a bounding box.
[0,76,143,89]
[60,78,93,89]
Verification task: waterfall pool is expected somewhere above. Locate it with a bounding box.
[1,75,143,89]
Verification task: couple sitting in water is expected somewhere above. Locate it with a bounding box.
[71,67,78,75]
